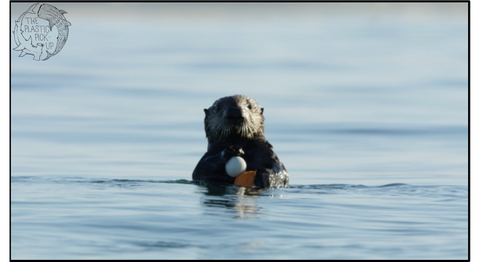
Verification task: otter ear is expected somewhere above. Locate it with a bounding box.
[204,108,209,115]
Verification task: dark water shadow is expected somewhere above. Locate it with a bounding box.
[193,182,266,219]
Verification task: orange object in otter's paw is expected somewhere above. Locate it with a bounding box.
[234,170,256,187]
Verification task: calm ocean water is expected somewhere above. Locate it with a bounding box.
[11,3,468,259]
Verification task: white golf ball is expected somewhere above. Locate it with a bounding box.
[225,156,247,177]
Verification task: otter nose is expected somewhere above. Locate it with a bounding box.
[225,107,243,122]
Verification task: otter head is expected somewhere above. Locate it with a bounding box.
[204,95,265,142]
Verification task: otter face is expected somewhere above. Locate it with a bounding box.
[204,95,265,141]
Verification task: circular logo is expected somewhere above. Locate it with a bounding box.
[12,3,71,61]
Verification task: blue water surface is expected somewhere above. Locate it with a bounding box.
[11,3,468,259]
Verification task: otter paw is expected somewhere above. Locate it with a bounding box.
[253,169,272,188]
[221,146,245,159]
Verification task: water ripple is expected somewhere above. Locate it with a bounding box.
[11,176,467,200]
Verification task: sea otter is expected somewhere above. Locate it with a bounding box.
[192,95,289,188]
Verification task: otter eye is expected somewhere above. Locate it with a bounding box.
[247,104,253,110]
